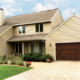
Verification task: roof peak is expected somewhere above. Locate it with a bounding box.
[32,8,58,13]
[7,8,58,19]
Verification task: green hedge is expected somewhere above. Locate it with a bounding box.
[23,53,53,62]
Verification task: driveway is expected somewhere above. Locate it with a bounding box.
[5,61,80,80]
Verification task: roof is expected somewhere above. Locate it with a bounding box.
[8,34,48,42]
[6,8,58,25]
[0,8,58,35]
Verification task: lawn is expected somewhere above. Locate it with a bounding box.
[0,65,31,80]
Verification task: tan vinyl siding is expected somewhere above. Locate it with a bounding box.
[50,10,63,30]
[45,16,80,60]
[13,23,51,36]
[0,28,13,55]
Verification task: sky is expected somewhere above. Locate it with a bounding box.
[0,0,80,20]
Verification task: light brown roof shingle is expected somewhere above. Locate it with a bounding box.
[6,8,58,25]
[8,34,47,42]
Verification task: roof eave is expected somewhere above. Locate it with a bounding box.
[8,39,45,42]
[12,20,51,26]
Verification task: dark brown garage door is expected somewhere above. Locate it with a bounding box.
[56,43,80,60]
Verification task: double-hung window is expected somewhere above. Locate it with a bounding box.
[36,23,43,32]
[19,26,25,34]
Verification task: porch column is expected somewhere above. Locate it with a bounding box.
[22,42,24,55]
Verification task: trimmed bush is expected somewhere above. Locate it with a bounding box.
[41,55,46,62]
[0,60,4,64]
[45,54,53,61]
[10,56,23,65]
[3,60,8,64]
[18,61,24,66]
[11,60,16,65]
[0,55,3,64]
[23,53,42,61]
[23,53,53,62]
[0,55,3,60]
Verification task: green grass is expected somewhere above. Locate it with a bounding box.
[0,65,31,80]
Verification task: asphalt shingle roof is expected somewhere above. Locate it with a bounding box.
[8,34,47,42]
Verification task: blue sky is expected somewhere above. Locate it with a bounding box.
[0,0,80,20]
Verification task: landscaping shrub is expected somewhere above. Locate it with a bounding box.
[45,54,53,61]
[23,53,42,61]
[11,60,16,65]
[23,53,53,62]
[41,55,46,62]
[18,61,24,66]
[0,55,4,64]
[0,55,3,60]
[10,56,23,65]
[3,60,8,64]
[0,60,4,64]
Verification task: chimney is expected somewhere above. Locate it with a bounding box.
[0,8,4,26]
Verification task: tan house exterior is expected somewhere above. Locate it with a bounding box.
[45,14,80,60]
[0,8,80,61]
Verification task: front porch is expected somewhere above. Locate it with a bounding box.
[11,41,45,55]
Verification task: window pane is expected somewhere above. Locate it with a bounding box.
[40,23,43,32]
[31,43,34,53]
[36,24,39,32]
[19,26,22,34]
[39,42,43,54]
[23,26,25,33]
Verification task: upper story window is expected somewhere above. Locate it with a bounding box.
[36,23,43,32]
[19,26,25,34]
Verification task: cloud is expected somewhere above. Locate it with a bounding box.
[25,0,35,2]
[2,5,23,16]
[34,3,56,12]
[44,0,66,5]
[0,0,14,3]
[62,8,77,19]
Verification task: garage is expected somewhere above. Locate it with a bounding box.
[56,43,80,60]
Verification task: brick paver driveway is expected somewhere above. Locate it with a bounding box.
[5,61,80,80]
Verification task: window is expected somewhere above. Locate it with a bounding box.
[35,23,43,32]
[39,42,43,54]
[40,23,43,32]
[23,26,25,33]
[31,43,34,53]
[36,24,39,32]
[19,26,25,34]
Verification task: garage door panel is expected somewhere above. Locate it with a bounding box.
[56,43,80,60]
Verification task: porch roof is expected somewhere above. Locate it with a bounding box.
[8,34,48,42]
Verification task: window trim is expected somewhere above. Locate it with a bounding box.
[35,23,43,32]
[19,25,25,34]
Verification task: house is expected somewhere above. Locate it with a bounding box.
[0,8,80,61]
[0,8,63,61]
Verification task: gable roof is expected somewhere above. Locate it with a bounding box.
[6,8,58,26]
[44,14,80,39]
[0,8,58,36]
